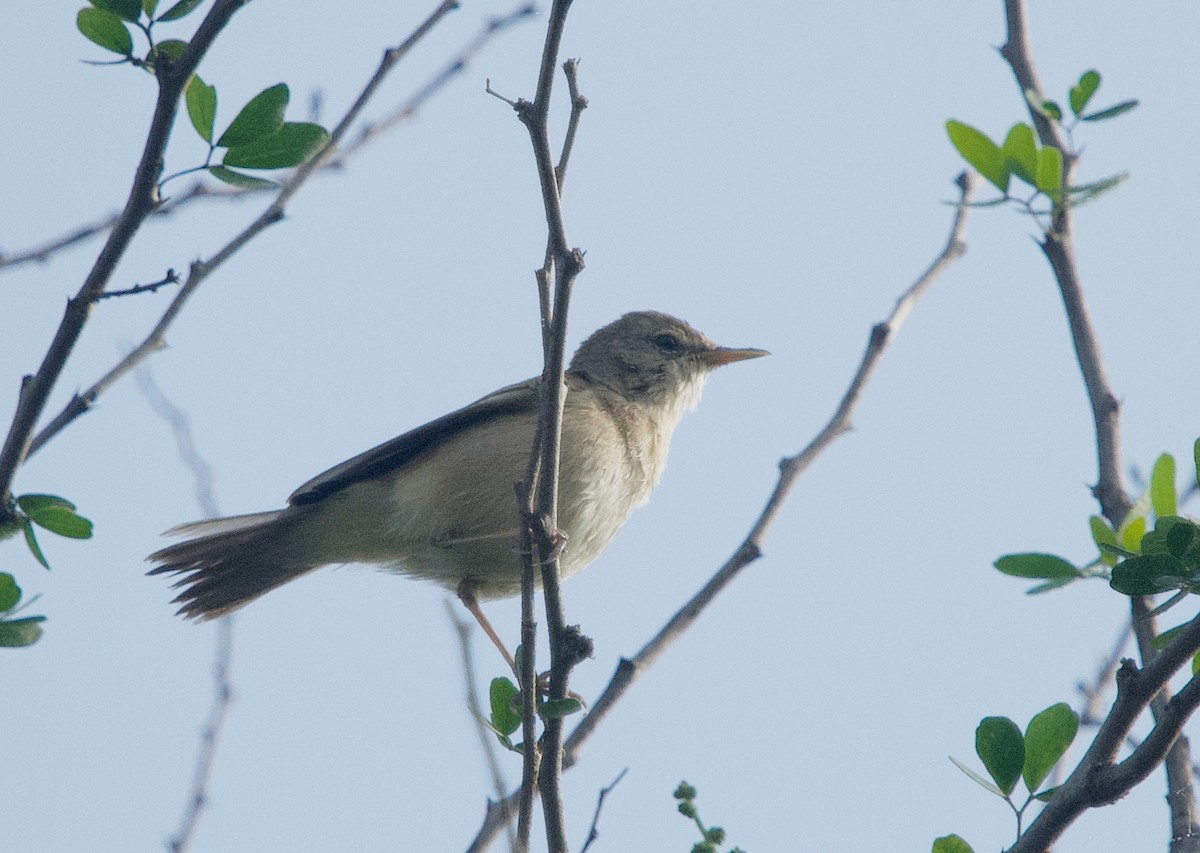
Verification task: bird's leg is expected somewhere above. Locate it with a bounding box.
[456,578,516,673]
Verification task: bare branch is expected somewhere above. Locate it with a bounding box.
[135,365,232,853]
[95,269,181,301]
[578,767,627,853]
[24,2,532,461]
[0,0,249,511]
[446,600,517,853]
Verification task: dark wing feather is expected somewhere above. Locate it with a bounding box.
[288,378,540,505]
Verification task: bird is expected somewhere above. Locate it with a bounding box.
[148,311,766,658]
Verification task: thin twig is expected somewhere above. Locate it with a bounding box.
[578,767,628,853]
[0,0,248,512]
[24,2,532,462]
[136,365,232,853]
[96,269,181,301]
[446,600,518,853]
[464,171,978,851]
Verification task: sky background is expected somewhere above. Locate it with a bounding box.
[4,2,1200,851]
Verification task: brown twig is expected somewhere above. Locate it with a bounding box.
[23,1,532,462]
[95,269,181,301]
[464,171,977,851]
[135,365,233,853]
[0,0,248,512]
[578,767,628,853]
[999,1,1199,846]
[446,599,518,853]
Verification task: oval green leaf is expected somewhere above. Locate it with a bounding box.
[1001,123,1038,187]
[216,83,289,149]
[17,494,77,514]
[1151,453,1178,517]
[223,122,329,170]
[90,0,142,21]
[1119,514,1147,552]
[1069,70,1101,117]
[1035,147,1063,202]
[187,74,217,143]
[77,8,133,56]
[1110,553,1183,596]
[208,166,278,190]
[489,677,521,736]
[28,506,93,539]
[1023,702,1079,792]
[1024,89,1063,122]
[1081,100,1139,122]
[932,836,975,853]
[0,616,45,648]
[22,521,49,570]
[156,0,204,22]
[976,716,1024,796]
[946,120,1008,193]
[0,573,20,613]
[143,0,160,18]
[1090,515,1119,566]
[540,697,584,720]
[994,553,1079,580]
[151,38,189,68]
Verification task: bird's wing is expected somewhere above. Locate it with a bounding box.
[288,377,540,506]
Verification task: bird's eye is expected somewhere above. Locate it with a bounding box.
[651,333,682,353]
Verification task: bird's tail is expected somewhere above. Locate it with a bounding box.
[147,509,318,620]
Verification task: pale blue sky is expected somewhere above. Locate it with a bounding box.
[4,2,1200,851]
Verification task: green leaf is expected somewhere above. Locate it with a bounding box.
[22,521,49,570]
[489,677,521,736]
[1090,515,1119,566]
[948,755,1004,797]
[976,717,1024,796]
[1081,100,1139,122]
[1165,520,1195,558]
[150,38,189,67]
[1153,623,1185,651]
[90,0,142,21]
[932,836,975,853]
[1066,172,1129,207]
[1026,576,1078,595]
[1069,70,1101,117]
[1119,514,1147,552]
[1151,454,1178,517]
[1035,784,1061,802]
[1023,703,1079,792]
[142,0,160,17]
[1195,438,1200,490]
[1110,553,1183,596]
[207,166,278,189]
[946,121,1008,193]
[0,616,45,647]
[1025,89,1063,122]
[1000,123,1038,187]
[156,0,204,22]
[77,8,133,56]
[187,75,217,143]
[28,507,93,539]
[1035,147,1063,202]
[216,83,290,149]
[16,494,77,514]
[540,697,584,720]
[994,553,1079,580]
[19,494,93,539]
[0,573,20,612]
[223,122,329,170]
[1193,650,1200,676]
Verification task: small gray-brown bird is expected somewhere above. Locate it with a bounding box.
[148,311,765,650]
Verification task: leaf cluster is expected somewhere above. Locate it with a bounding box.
[480,648,585,754]
[994,447,1200,604]
[941,703,1080,852]
[946,69,1137,213]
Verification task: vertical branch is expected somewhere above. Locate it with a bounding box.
[508,2,584,851]
[999,0,1199,847]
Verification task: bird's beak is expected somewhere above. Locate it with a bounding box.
[700,346,770,367]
